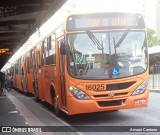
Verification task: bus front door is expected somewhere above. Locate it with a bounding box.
[36,51,44,100]
[24,56,28,93]
[32,49,39,100]
[58,39,67,109]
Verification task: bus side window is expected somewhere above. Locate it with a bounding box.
[47,33,56,65]
[41,43,43,66]
[15,62,18,74]
[27,57,30,74]
[41,41,45,66]
[30,50,33,68]
[45,38,49,65]
[36,51,41,69]
[18,58,21,74]
[21,67,24,75]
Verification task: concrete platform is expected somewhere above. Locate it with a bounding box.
[0,89,79,135]
[0,89,33,135]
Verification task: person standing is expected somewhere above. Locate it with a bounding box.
[6,73,12,92]
[0,70,6,98]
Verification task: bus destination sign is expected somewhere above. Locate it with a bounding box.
[87,17,136,27]
[66,13,145,31]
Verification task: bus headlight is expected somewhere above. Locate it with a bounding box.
[132,81,148,96]
[69,86,90,100]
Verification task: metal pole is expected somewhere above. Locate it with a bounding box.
[153,65,155,89]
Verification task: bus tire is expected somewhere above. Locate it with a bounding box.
[33,82,39,102]
[35,96,39,102]
[35,88,39,101]
[112,110,119,112]
[21,81,24,92]
[53,96,62,116]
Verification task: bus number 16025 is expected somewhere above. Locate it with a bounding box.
[86,84,105,91]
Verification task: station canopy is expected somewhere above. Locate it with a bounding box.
[0,0,66,69]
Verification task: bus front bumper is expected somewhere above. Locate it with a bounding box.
[67,90,149,115]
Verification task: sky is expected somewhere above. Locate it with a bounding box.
[67,0,144,13]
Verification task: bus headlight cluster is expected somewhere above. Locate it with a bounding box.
[132,81,148,96]
[69,86,90,100]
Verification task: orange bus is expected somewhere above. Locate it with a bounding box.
[11,57,24,91]
[21,51,35,95]
[9,50,34,95]
[11,12,149,115]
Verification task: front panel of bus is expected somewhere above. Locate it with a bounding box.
[62,13,149,115]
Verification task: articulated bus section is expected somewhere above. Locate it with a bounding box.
[7,12,149,115]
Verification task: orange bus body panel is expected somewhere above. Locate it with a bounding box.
[15,74,23,91]
[27,73,34,94]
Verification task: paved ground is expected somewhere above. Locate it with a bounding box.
[0,90,33,135]
[0,89,79,135]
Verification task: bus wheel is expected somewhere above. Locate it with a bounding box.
[33,82,39,102]
[53,97,61,116]
[112,110,119,112]
[35,96,39,102]
[34,88,39,102]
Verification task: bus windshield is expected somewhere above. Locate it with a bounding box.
[67,30,147,79]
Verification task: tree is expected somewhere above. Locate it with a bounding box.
[147,28,160,47]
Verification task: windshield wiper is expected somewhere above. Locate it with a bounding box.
[86,30,103,50]
[115,29,130,48]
